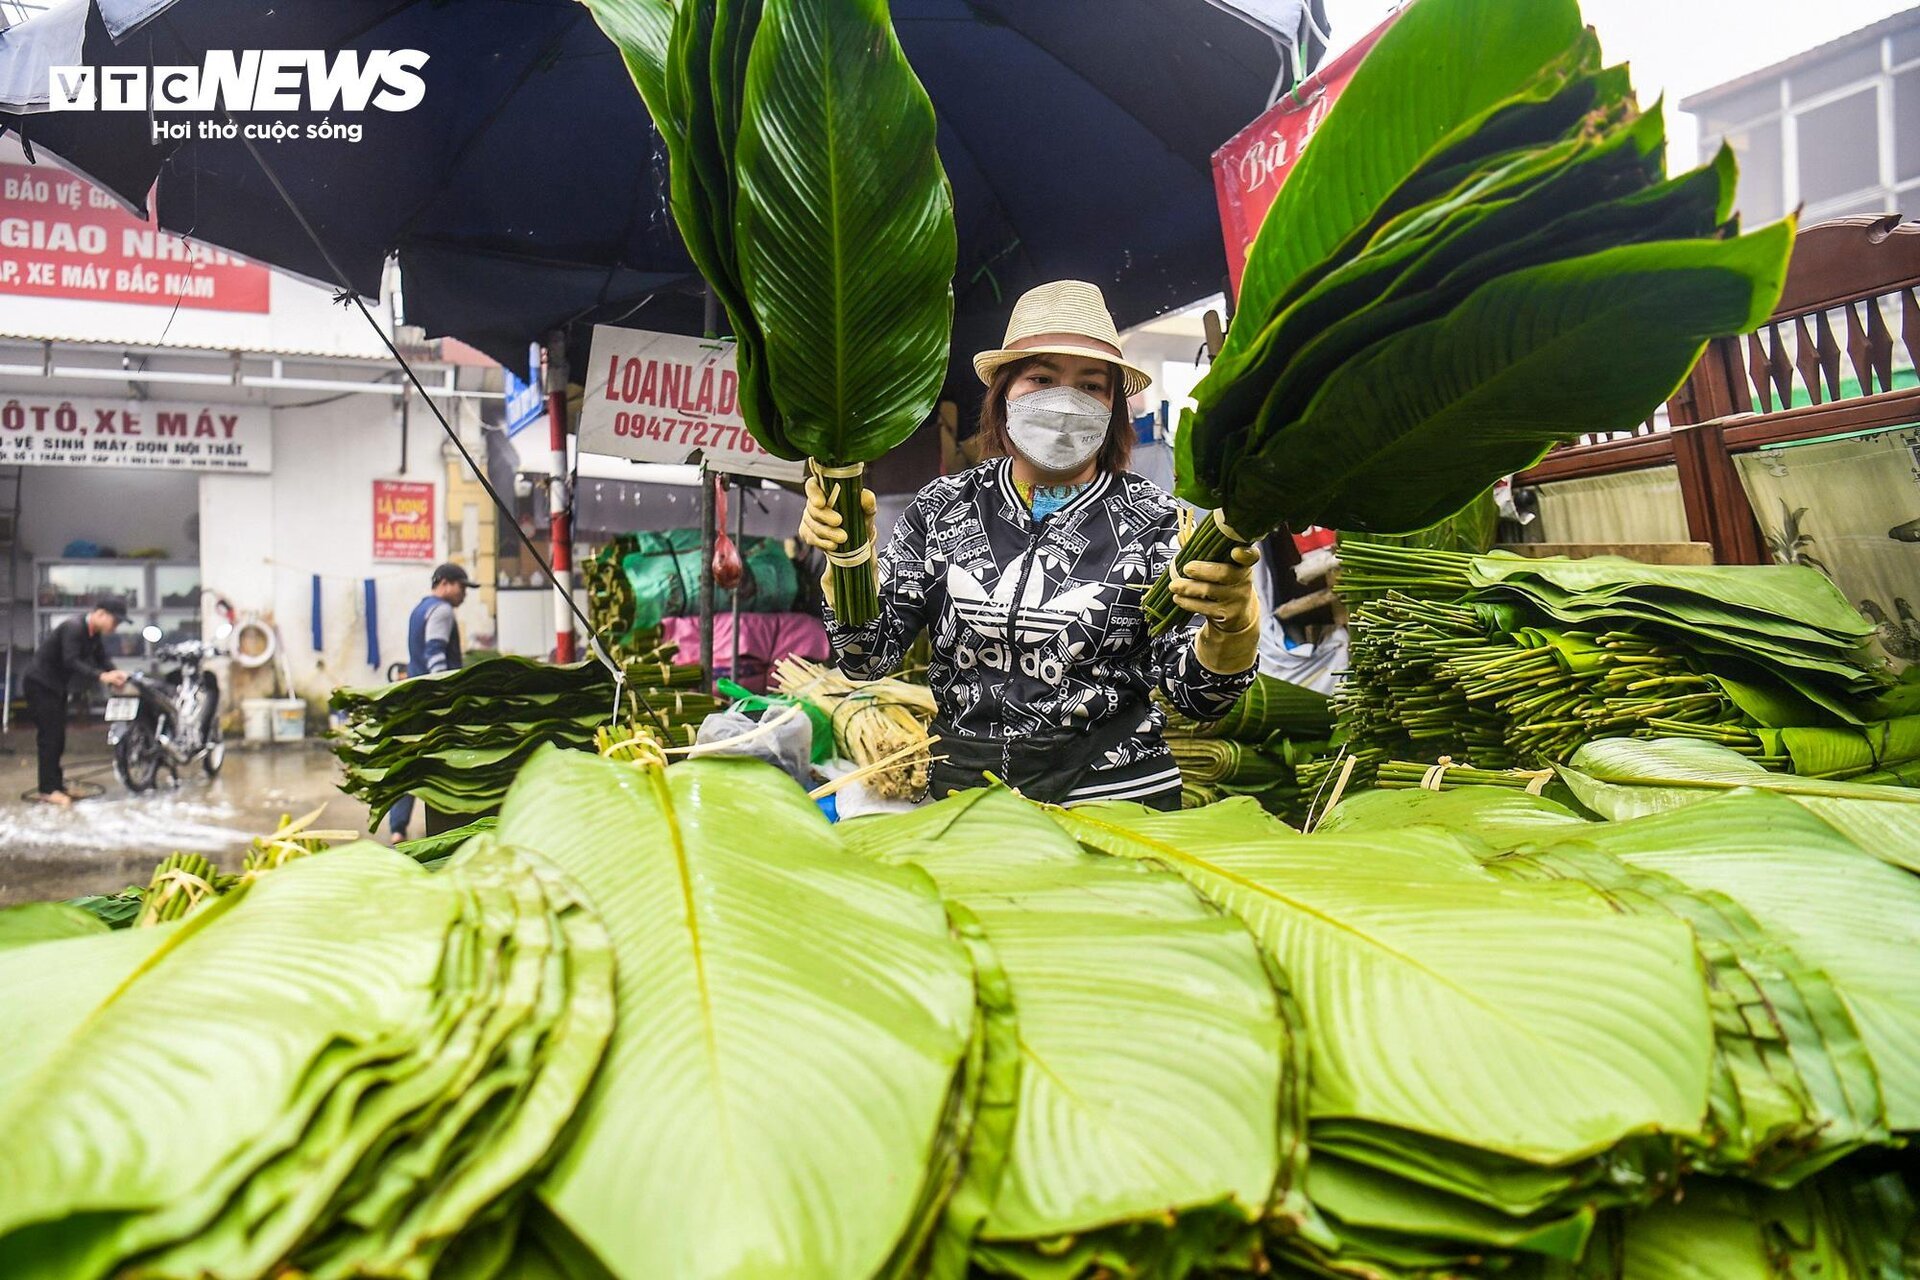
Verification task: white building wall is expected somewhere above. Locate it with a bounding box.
[198,396,449,701]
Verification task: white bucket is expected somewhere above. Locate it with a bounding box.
[268,699,308,742]
[241,698,277,744]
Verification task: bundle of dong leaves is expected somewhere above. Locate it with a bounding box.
[583,0,955,623]
[1147,0,1793,632]
[1332,543,1918,784]
[330,653,714,818]
[8,738,1917,1277]
[1163,674,1339,823]
[0,837,614,1279]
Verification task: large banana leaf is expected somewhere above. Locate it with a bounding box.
[1558,791,1920,1132]
[1557,738,1920,873]
[1467,555,1877,645]
[1221,221,1794,534]
[1050,799,1715,1168]
[732,0,955,466]
[1614,1171,1917,1279]
[1316,785,1587,844]
[848,788,1300,1271]
[0,901,107,949]
[493,749,975,1280]
[1492,842,1887,1183]
[1223,0,1584,363]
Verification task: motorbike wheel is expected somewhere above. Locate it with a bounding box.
[203,735,226,778]
[114,726,164,793]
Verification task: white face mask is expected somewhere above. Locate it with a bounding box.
[1005,385,1111,474]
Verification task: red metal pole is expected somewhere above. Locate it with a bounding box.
[542,334,577,662]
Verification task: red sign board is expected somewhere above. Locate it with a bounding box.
[0,161,270,312]
[1212,13,1401,297]
[373,481,436,562]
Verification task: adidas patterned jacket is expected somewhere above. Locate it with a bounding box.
[826,457,1254,803]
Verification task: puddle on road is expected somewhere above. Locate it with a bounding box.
[0,793,259,860]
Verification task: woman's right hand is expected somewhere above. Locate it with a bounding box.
[799,474,875,552]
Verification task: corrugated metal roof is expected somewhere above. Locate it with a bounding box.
[1682,5,1920,111]
[0,329,442,363]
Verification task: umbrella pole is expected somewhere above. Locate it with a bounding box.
[700,472,716,695]
[730,475,743,684]
[543,332,577,663]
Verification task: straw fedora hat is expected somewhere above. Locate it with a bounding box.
[973,280,1154,397]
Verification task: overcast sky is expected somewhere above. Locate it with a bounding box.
[1322,0,1917,166]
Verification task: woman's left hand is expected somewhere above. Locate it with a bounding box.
[1171,544,1262,674]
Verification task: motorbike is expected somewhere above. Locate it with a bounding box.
[107,628,226,793]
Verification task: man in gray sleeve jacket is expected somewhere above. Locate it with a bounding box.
[386,563,469,840]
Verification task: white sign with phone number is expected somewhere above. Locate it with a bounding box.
[576,325,804,483]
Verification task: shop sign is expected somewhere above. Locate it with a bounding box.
[0,394,271,471]
[373,480,436,561]
[1212,11,1400,297]
[504,342,544,438]
[577,325,804,483]
[0,160,271,312]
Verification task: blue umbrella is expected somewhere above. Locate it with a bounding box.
[1,0,1310,374]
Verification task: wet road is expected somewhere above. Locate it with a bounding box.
[0,723,370,906]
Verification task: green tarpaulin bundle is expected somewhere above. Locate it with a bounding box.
[586,530,800,642]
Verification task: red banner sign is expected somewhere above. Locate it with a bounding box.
[1212,13,1400,297]
[373,480,436,562]
[0,161,270,312]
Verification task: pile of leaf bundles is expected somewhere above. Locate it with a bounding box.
[330,653,715,818]
[773,654,936,799]
[584,0,956,624]
[7,735,1919,1276]
[1331,544,1908,782]
[1159,675,1337,822]
[0,839,614,1279]
[1143,0,1794,633]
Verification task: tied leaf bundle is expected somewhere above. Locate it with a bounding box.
[0,841,614,1278]
[7,746,1920,1275]
[330,653,714,819]
[1161,674,1337,824]
[772,655,936,799]
[586,0,957,625]
[1145,0,1794,634]
[1330,545,1907,786]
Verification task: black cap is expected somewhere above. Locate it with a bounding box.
[432,562,472,588]
[94,596,129,622]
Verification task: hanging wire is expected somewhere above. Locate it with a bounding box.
[232,132,655,722]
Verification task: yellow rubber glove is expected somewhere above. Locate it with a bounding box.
[798,473,877,609]
[1171,543,1262,674]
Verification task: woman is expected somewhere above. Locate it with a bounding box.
[800,280,1260,809]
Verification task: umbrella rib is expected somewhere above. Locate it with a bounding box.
[392,12,587,247]
[233,131,648,711]
[941,1,1263,181]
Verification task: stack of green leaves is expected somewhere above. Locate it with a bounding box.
[1162,674,1338,822]
[0,840,614,1279]
[583,0,955,624]
[1144,0,1794,633]
[1332,544,1906,784]
[330,654,716,818]
[1055,799,1727,1277]
[10,737,1920,1277]
[840,788,1311,1277]
[488,748,979,1278]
